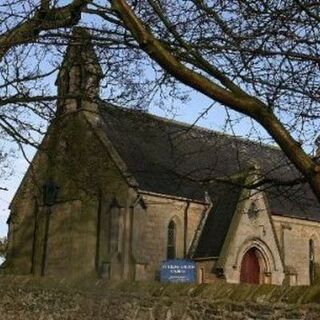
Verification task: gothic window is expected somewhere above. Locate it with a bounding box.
[167,220,176,260]
[309,239,315,284]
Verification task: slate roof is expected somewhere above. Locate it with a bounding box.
[98,103,320,223]
[193,182,243,259]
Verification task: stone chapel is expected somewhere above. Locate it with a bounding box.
[4,28,320,286]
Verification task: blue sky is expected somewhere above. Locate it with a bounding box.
[0,87,271,238]
[0,0,275,237]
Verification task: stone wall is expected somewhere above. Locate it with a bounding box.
[1,276,320,320]
[273,215,320,286]
[5,111,134,279]
[142,194,204,280]
[218,190,284,285]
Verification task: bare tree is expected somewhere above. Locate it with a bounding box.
[0,0,92,182]
[106,0,320,201]
[1,1,320,202]
[0,0,92,60]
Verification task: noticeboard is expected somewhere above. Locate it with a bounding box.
[160,259,196,283]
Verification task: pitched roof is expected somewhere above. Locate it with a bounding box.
[97,103,320,221]
[193,182,243,259]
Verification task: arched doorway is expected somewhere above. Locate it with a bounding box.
[240,248,261,284]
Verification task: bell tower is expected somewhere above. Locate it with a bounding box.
[55,27,103,115]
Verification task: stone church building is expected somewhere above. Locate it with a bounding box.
[4,28,320,286]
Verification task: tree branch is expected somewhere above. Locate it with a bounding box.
[111,0,318,198]
[0,0,92,61]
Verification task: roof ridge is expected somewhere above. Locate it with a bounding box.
[100,101,281,153]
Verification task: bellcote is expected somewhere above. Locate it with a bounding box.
[55,27,103,115]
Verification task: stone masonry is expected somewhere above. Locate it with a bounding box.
[1,277,320,320]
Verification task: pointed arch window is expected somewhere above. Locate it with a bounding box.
[167,220,176,260]
[309,239,315,284]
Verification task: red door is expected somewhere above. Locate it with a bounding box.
[240,248,260,284]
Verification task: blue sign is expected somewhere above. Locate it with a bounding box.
[160,259,196,283]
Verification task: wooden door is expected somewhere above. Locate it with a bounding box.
[240,248,260,284]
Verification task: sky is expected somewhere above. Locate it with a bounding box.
[0,0,273,238]
[0,146,35,237]
[0,93,213,237]
[0,87,272,238]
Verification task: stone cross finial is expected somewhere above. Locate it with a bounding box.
[55,27,103,115]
